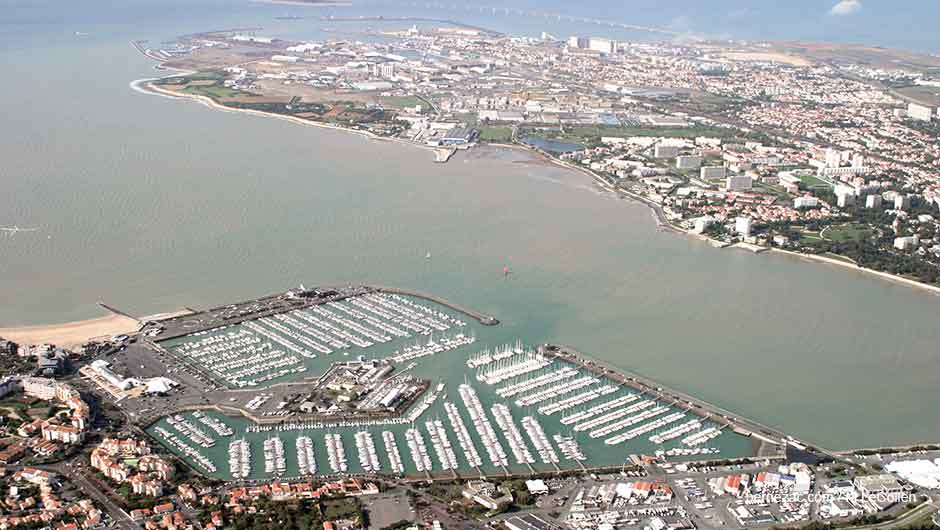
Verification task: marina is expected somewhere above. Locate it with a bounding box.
[553,434,587,462]
[537,384,618,416]
[228,438,251,479]
[459,383,510,469]
[194,410,234,437]
[605,412,687,445]
[561,393,640,425]
[325,433,348,473]
[491,403,535,466]
[142,289,758,481]
[444,401,483,468]
[425,419,459,471]
[355,430,381,473]
[521,415,559,465]
[588,406,670,438]
[382,431,405,474]
[405,427,433,472]
[295,436,317,475]
[153,425,218,474]
[157,289,477,390]
[263,436,286,475]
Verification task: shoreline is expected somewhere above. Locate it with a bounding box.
[769,248,940,296]
[133,73,940,297]
[0,314,141,349]
[132,77,437,157]
[501,142,940,298]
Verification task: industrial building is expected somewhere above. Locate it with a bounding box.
[908,102,934,122]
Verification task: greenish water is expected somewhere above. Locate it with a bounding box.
[3,0,940,452]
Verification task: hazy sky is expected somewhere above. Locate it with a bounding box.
[2,0,936,55]
[433,0,938,53]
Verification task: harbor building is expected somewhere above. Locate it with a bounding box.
[440,126,477,146]
[854,474,903,507]
[462,480,512,511]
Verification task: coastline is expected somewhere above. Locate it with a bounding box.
[132,77,436,157]
[0,314,140,349]
[498,142,940,298]
[133,77,940,299]
[770,248,940,296]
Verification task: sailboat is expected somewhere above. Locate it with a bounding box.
[426,251,432,259]
[502,265,511,276]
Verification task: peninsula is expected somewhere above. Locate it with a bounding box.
[133,24,940,297]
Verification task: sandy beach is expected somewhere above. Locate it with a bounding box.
[0,314,140,349]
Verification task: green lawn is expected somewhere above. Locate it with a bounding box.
[378,95,423,109]
[800,229,823,241]
[798,174,832,189]
[478,125,513,142]
[183,83,243,100]
[822,223,873,242]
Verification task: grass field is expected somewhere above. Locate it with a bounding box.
[183,83,244,100]
[822,223,873,242]
[800,228,824,241]
[378,95,423,109]
[895,85,940,107]
[477,125,513,142]
[798,174,832,189]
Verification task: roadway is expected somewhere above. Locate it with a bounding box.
[43,460,140,530]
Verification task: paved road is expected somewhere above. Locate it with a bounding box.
[46,462,139,530]
[843,498,937,530]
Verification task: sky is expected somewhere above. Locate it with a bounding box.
[1,0,936,55]
[375,0,940,54]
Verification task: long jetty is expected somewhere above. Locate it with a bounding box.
[151,284,497,344]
